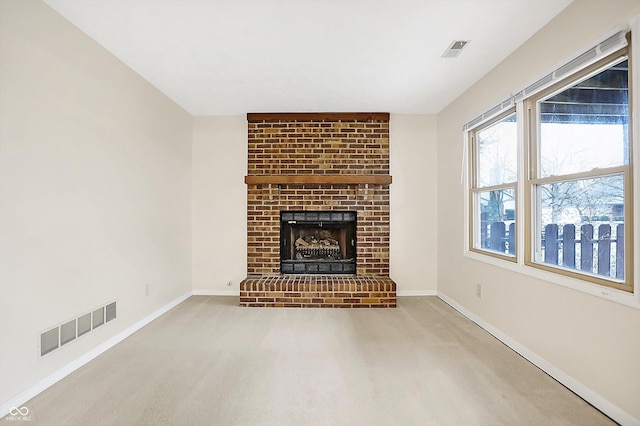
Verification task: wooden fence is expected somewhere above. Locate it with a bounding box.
[543,223,624,279]
[481,214,624,279]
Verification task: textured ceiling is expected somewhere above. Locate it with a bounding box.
[44,0,573,115]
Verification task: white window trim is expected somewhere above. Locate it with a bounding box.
[462,24,640,310]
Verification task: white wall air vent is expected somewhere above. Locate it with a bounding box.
[39,301,117,357]
[442,40,470,58]
[105,302,117,322]
[60,320,76,346]
[92,307,105,329]
[40,328,59,356]
[78,313,92,337]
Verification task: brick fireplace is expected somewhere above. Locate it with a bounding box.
[239,112,396,307]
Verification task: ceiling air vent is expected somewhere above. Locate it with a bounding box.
[441,40,470,58]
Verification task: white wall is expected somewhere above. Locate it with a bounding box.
[10,0,634,419]
[0,0,192,406]
[190,114,437,295]
[192,116,247,293]
[390,115,438,294]
[437,0,640,422]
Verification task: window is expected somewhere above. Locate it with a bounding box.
[469,110,517,259]
[466,32,633,293]
[526,54,631,292]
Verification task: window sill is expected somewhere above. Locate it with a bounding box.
[463,249,640,309]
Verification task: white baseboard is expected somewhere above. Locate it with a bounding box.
[192,289,240,296]
[0,291,192,419]
[437,291,639,426]
[397,290,437,297]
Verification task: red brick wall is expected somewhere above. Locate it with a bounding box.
[245,113,391,278]
[247,184,390,275]
[248,114,389,176]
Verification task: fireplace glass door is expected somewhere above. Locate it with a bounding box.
[280,211,356,274]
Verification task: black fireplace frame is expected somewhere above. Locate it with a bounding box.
[280,211,356,274]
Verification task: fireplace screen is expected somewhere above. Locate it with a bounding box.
[280,211,356,274]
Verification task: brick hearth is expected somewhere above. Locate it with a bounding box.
[240,112,396,308]
[240,276,396,308]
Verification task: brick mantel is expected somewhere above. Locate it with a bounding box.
[240,112,396,307]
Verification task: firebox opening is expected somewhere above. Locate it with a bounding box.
[280,211,356,274]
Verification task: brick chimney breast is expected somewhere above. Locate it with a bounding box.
[240,113,396,308]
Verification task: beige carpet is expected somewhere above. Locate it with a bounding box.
[6,296,614,425]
